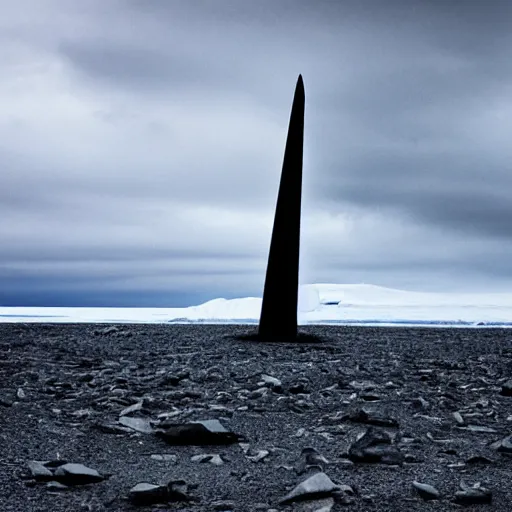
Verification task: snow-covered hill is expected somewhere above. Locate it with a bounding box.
[2,284,512,326]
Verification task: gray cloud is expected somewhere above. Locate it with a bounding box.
[2,0,512,306]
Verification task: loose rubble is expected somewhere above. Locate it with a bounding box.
[2,323,512,510]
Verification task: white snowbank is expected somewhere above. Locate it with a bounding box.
[1,284,512,326]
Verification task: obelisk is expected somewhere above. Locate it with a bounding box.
[258,75,305,340]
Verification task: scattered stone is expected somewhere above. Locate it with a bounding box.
[278,472,340,505]
[129,483,169,505]
[348,407,398,427]
[118,416,153,434]
[53,463,105,486]
[150,454,178,463]
[46,481,68,491]
[119,401,143,417]
[293,497,335,511]
[458,425,497,433]
[466,455,493,464]
[289,383,309,394]
[27,461,53,481]
[296,447,329,474]
[500,380,512,396]
[349,380,377,391]
[94,326,118,336]
[190,454,224,465]
[452,411,465,425]
[6,323,512,509]
[167,479,193,501]
[411,396,430,409]
[93,422,134,434]
[129,478,194,504]
[259,374,283,391]
[360,393,381,402]
[336,485,356,506]
[412,480,441,501]
[247,450,270,463]
[453,481,492,505]
[492,435,512,453]
[0,395,13,407]
[348,427,403,465]
[17,387,26,399]
[156,419,242,445]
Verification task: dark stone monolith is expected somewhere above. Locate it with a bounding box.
[258,75,305,340]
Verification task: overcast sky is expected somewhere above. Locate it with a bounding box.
[2,0,512,307]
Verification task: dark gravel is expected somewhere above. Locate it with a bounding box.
[1,324,512,511]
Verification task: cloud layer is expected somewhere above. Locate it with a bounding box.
[2,0,512,306]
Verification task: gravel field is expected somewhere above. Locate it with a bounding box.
[1,324,512,511]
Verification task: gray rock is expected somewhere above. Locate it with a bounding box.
[156,419,242,445]
[292,497,336,511]
[348,427,403,465]
[278,472,340,504]
[46,481,68,491]
[500,380,512,396]
[348,407,399,427]
[118,416,153,433]
[349,380,377,391]
[190,453,224,465]
[129,483,169,505]
[360,393,382,402]
[411,396,430,410]
[412,481,441,500]
[27,461,53,481]
[53,463,105,485]
[119,400,143,417]
[493,435,512,453]
[247,449,270,463]
[452,411,465,425]
[94,326,118,336]
[454,487,492,505]
[288,380,311,394]
[93,422,134,434]
[167,479,193,501]
[259,374,283,392]
[466,455,494,464]
[458,425,497,433]
[150,454,178,463]
[0,395,13,407]
[296,448,329,475]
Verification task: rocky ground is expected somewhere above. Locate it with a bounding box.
[1,324,512,511]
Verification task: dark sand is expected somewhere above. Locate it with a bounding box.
[1,324,512,511]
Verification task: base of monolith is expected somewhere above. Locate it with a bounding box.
[235,331,327,344]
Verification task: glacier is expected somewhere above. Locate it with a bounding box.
[2,284,512,326]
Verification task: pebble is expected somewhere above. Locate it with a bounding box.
[500,380,512,396]
[155,419,242,445]
[53,463,105,485]
[348,427,404,465]
[118,415,153,433]
[412,480,441,500]
[150,454,178,463]
[129,482,169,505]
[278,472,341,505]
